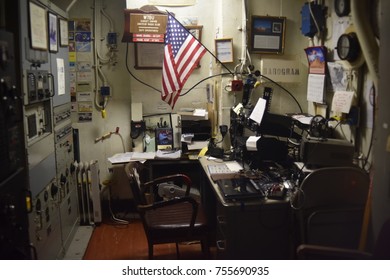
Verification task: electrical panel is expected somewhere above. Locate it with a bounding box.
[24,102,52,145]
[54,104,76,202]
[24,70,52,105]
[0,30,31,259]
[300,2,325,37]
[28,178,63,259]
[53,103,78,255]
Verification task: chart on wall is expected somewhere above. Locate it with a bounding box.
[68,18,93,123]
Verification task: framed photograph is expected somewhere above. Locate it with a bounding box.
[59,18,69,46]
[135,43,164,69]
[48,12,58,52]
[185,25,203,68]
[155,128,174,150]
[28,1,48,50]
[215,38,234,63]
[250,15,286,54]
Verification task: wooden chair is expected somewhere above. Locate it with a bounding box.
[124,161,210,259]
[291,166,370,251]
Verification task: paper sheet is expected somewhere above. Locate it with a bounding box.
[107,152,133,164]
[56,58,65,96]
[156,149,181,159]
[307,74,325,103]
[187,141,208,150]
[249,98,267,124]
[225,161,243,172]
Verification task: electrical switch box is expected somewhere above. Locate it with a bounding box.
[300,2,325,37]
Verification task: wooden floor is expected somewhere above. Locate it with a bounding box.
[83,216,216,260]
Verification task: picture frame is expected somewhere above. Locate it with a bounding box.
[28,1,48,50]
[59,18,69,46]
[185,25,203,68]
[134,43,164,69]
[48,12,58,53]
[215,38,234,63]
[185,25,203,42]
[250,15,286,54]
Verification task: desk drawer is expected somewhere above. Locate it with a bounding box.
[215,199,292,259]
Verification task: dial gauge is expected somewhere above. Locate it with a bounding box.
[336,32,360,62]
[335,0,350,17]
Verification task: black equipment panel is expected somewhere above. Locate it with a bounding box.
[0,30,31,259]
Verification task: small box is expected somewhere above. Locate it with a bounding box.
[231,80,243,91]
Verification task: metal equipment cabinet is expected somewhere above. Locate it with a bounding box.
[199,157,293,259]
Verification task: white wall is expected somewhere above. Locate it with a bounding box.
[70,0,130,185]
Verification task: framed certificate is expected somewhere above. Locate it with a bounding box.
[134,43,164,69]
[59,18,69,46]
[215,38,233,63]
[29,1,48,50]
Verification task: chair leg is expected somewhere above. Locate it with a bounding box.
[175,242,180,259]
[148,243,154,260]
[201,237,210,258]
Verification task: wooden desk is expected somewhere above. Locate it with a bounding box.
[198,156,293,260]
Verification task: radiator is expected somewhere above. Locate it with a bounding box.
[74,160,102,225]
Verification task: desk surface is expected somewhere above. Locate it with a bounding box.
[198,156,290,207]
[108,150,198,164]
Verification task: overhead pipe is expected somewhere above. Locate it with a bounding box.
[66,0,78,12]
[351,0,379,91]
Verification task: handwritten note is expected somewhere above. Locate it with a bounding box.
[331,91,354,113]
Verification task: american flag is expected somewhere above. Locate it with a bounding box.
[162,14,206,108]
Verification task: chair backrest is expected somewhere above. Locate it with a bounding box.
[293,166,369,210]
[292,166,370,249]
[125,161,147,206]
[372,217,390,259]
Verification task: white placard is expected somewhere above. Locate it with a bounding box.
[56,58,65,96]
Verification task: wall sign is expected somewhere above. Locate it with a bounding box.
[123,9,168,42]
[129,13,167,34]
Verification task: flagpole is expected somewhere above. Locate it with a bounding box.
[166,11,234,75]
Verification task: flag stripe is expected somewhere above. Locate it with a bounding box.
[179,47,206,86]
[161,14,206,108]
[162,45,180,94]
